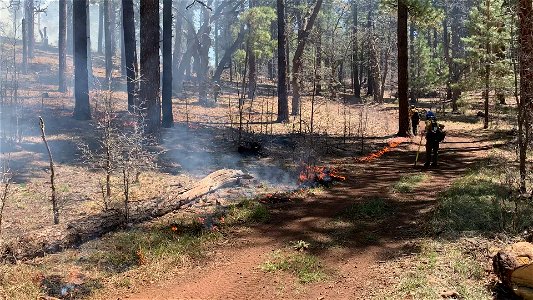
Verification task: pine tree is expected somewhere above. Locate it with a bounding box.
[461,0,513,128]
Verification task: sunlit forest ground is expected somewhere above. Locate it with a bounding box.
[0,44,530,299]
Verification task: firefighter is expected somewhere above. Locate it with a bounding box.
[423,111,446,168]
[410,105,420,136]
[213,81,221,103]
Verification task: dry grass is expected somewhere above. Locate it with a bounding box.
[376,237,495,300]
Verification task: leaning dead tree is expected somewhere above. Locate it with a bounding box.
[0,169,248,260]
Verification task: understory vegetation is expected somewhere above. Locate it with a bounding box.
[260,249,327,284]
[0,198,271,299]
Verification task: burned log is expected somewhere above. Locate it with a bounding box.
[493,242,533,299]
[0,169,248,261]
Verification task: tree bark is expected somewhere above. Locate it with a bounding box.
[197,4,212,104]
[58,0,67,92]
[172,0,184,93]
[67,0,73,55]
[104,0,113,86]
[450,6,463,110]
[213,26,245,82]
[122,0,137,112]
[162,0,174,128]
[366,10,373,96]
[73,0,91,120]
[291,0,323,116]
[518,0,533,193]
[352,1,360,98]
[139,0,161,135]
[22,19,28,74]
[443,5,452,101]
[25,0,35,58]
[98,1,103,54]
[277,0,289,122]
[397,0,409,137]
[247,0,256,99]
[87,3,93,88]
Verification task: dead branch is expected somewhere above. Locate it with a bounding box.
[39,116,59,224]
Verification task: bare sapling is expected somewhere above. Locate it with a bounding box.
[80,89,119,211]
[260,96,265,134]
[358,102,369,154]
[310,51,318,135]
[0,159,12,235]
[39,117,59,224]
[238,92,244,143]
[118,115,156,223]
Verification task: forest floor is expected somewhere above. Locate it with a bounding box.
[0,47,528,299]
[114,126,512,300]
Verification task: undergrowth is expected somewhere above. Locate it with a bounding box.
[393,173,428,193]
[431,165,533,234]
[0,198,271,299]
[340,197,392,220]
[381,239,490,300]
[260,249,326,283]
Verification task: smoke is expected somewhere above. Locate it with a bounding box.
[40,1,99,52]
[161,126,296,188]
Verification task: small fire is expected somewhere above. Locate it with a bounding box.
[298,165,346,187]
[358,137,409,163]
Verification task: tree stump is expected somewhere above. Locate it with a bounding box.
[493,242,533,299]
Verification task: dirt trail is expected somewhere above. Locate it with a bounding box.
[121,132,493,300]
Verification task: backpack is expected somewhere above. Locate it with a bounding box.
[427,118,446,142]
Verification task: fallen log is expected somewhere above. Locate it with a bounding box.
[0,169,248,261]
[493,242,533,300]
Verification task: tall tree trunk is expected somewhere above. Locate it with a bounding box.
[214,0,220,67]
[277,0,289,122]
[22,19,28,74]
[247,0,256,99]
[25,0,35,58]
[213,26,245,82]
[409,23,416,102]
[98,1,104,54]
[73,0,91,120]
[139,0,161,135]
[315,22,322,96]
[483,0,491,129]
[450,6,463,109]
[162,0,174,128]
[58,0,67,92]
[397,0,409,137]
[197,4,212,104]
[87,3,93,88]
[366,10,373,96]
[120,4,126,77]
[443,5,452,101]
[122,0,137,111]
[172,0,184,92]
[291,0,323,116]
[67,0,73,55]
[518,0,532,193]
[352,1,360,98]
[104,0,112,85]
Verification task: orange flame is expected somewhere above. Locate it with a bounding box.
[358,137,409,163]
[298,165,346,184]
